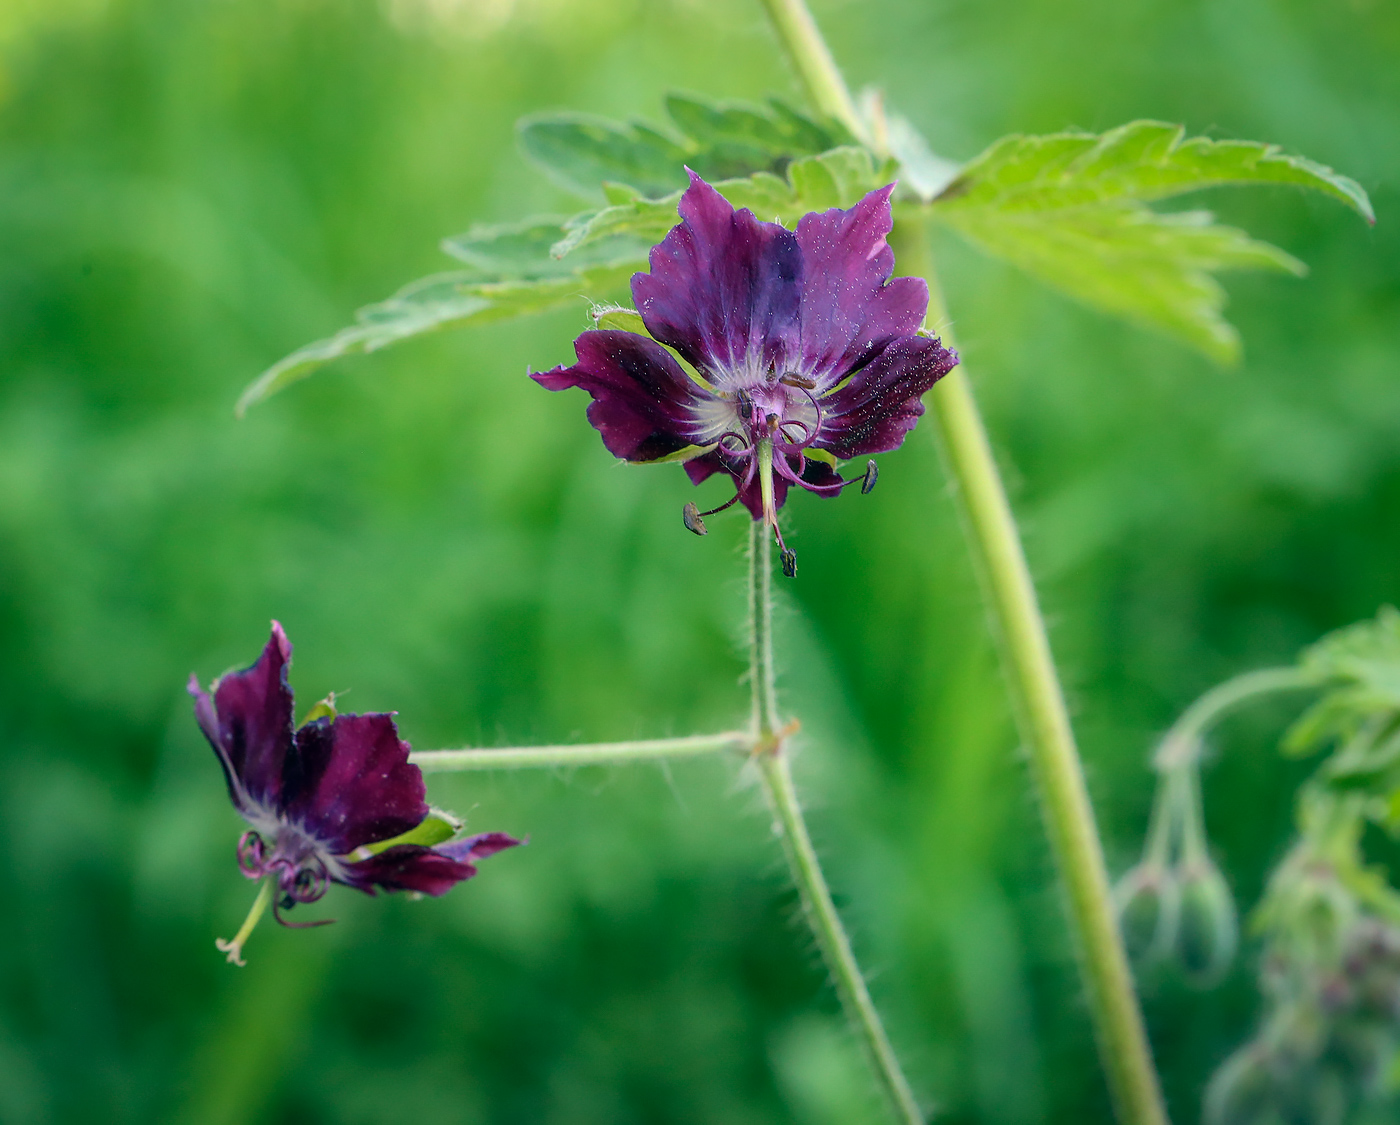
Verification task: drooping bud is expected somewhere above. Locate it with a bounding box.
[1114,861,1180,963]
[1174,858,1239,986]
[683,502,708,536]
[861,460,878,494]
[780,549,798,578]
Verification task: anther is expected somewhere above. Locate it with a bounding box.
[861,460,878,494]
[780,548,798,578]
[682,502,707,536]
[779,373,816,390]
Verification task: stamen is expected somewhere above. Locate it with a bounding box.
[683,489,744,535]
[236,830,266,878]
[756,437,797,580]
[215,878,274,967]
[779,372,817,390]
[272,896,336,930]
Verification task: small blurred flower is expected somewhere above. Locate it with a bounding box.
[534,172,957,576]
[190,622,520,964]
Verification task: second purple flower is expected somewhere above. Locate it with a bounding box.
[534,172,958,575]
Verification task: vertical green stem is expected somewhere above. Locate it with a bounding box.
[894,220,1168,1125]
[754,0,1168,1113]
[754,0,866,140]
[749,525,925,1125]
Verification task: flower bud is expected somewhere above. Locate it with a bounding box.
[1114,861,1179,964]
[1174,858,1238,987]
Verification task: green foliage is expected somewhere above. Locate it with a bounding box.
[517,93,854,202]
[551,145,895,256]
[927,121,1373,363]
[238,146,893,413]
[1284,607,1400,765]
[235,224,647,415]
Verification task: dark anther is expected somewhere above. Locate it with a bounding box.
[780,548,798,578]
[290,860,329,904]
[683,502,707,536]
[861,460,879,494]
[686,492,742,536]
[779,372,817,390]
[735,388,755,418]
[236,830,266,878]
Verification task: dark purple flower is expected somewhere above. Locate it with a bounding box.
[190,622,520,964]
[534,172,958,574]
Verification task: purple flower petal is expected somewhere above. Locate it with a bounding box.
[816,335,959,458]
[534,330,708,463]
[634,171,802,378]
[191,623,295,812]
[435,831,524,864]
[338,844,479,897]
[280,713,428,855]
[794,187,930,382]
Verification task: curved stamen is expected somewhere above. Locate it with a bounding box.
[271,895,336,930]
[289,858,330,904]
[796,459,880,497]
[236,830,266,878]
[716,430,751,455]
[683,489,744,536]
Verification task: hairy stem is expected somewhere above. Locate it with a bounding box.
[754,0,865,140]
[412,732,751,773]
[892,217,1168,1125]
[749,525,925,1125]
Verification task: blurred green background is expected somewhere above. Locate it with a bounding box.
[0,0,1395,1122]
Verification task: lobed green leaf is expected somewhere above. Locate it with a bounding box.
[517,92,853,203]
[551,146,895,258]
[928,121,1373,361]
[934,120,1373,220]
[235,261,636,416]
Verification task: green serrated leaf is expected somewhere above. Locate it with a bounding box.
[935,121,1373,219]
[928,121,1370,361]
[349,808,464,860]
[236,261,637,415]
[518,93,854,205]
[517,113,692,202]
[553,146,889,258]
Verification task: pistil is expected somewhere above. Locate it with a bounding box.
[216,878,274,967]
[757,437,798,577]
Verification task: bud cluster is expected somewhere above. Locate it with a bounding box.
[1115,758,1238,986]
[1206,843,1400,1125]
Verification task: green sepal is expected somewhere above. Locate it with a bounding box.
[591,305,648,335]
[804,448,838,469]
[299,693,338,725]
[632,442,718,466]
[347,808,464,860]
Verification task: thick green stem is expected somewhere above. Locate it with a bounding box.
[754,0,865,140]
[892,218,1167,1125]
[412,732,751,773]
[749,526,925,1125]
